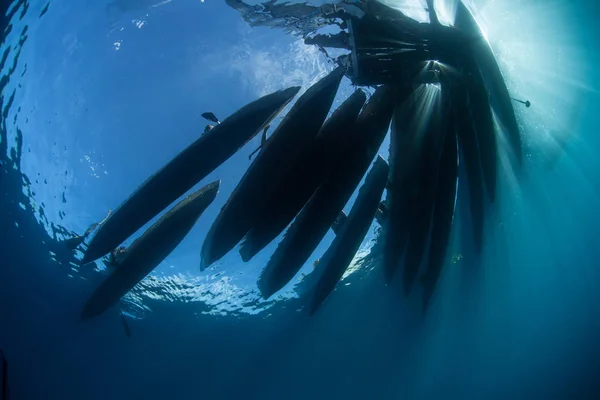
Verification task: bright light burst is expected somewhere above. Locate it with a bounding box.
[458,0,593,169]
[379,0,592,172]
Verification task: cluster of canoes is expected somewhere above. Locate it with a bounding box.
[76,0,525,321]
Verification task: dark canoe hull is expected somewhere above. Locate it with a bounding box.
[382,84,427,283]
[257,85,395,299]
[200,67,345,270]
[402,87,448,295]
[454,0,522,165]
[422,127,459,312]
[239,89,367,262]
[82,86,300,264]
[309,156,389,315]
[81,181,220,320]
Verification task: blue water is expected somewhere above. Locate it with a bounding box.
[1,0,600,398]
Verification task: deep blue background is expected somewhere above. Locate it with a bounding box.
[1,0,600,399]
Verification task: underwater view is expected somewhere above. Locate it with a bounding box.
[1,0,600,398]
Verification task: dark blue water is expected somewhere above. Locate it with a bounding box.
[2,0,600,399]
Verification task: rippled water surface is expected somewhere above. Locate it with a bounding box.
[1,0,600,399]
